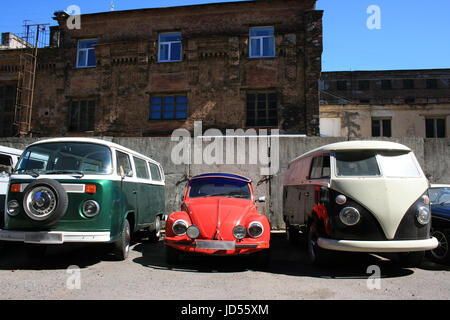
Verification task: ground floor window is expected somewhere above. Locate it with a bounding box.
[69,99,95,132]
[371,118,391,137]
[426,118,446,138]
[246,92,277,127]
[150,95,187,120]
[0,85,15,137]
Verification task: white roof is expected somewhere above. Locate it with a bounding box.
[289,140,412,164]
[0,145,23,155]
[27,137,160,165]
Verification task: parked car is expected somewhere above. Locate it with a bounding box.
[164,173,270,266]
[0,145,23,230]
[427,184,450,264]
[0,138,165,260]
[283,140,438,266]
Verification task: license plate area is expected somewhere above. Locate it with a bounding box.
[195,240,235,250]
[25,232,63,244]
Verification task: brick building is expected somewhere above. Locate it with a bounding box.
[0,0,323,137]
[319,69,450,138]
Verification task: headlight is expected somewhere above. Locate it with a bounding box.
[186,225,200,239]
[247,221,264,238]
[335,195,347,205]
[7,200,20,216]
[416,206,430,225]
[82,200,100,218]
[233,225,246,240]
[339,207,360,226]
[172,219,189,236]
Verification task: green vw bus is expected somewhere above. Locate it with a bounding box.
[0,138,165,260]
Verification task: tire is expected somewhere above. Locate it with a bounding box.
[148,216,161,242]
[165,245,180,265]
[25,244,47,259]
[427,229,449,264]
[114,219,131,261]
[398,251,425,267]
[307,218,332,265]
[22,179,68,227]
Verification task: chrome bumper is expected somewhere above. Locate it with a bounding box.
[318,237,439,253]
[0,229,111,244]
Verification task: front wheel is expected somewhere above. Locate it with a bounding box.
[307,219,332,265]
[427,229,449,264]
[148,216,161,242]
[114,219,131,261]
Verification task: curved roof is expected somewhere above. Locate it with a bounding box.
[289,140,412,164]
[191,173,251,183]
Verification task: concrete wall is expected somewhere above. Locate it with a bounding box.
[1,136,448,229]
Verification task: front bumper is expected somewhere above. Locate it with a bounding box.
[0,229,111,244]
[165,238,269,255]
[318,236,438,253]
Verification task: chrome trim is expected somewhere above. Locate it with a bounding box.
[172,219,189,236]
[0,229,111,244]
[247,221,264,238]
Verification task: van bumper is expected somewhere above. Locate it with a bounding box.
[318,237,438,253]
[0,229,111,244]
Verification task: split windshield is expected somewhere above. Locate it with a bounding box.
[335,150,421,178]
[188,177,251,199]
[16,142,113,175]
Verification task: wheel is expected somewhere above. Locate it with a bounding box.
[427,229,449,264]
[398,251,425,267]
[114,219,131,261]
[25,244,47,259]
[307,218,332,265]
[148,216,161,242]
[165,245,180,265]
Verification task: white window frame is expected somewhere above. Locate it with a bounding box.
[249,26,275,58]
[76,39,97,68]
[158,33,182,62]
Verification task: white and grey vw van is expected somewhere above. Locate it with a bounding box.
[283,141,438,266]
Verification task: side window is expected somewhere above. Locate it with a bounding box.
[0,154,12,173]
[309,154,330,179]
[116,151,132,177]
[149,162,162,182]
[134,157,150,180]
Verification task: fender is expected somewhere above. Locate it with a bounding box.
[166,211,192,238]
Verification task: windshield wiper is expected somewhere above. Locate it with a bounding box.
[15,168,40,178]
[205,191,249,198]
[46,170,85,178]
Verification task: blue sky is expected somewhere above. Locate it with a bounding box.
[1,0,449,71]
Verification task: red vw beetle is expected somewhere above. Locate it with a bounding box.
[164,173,270,265]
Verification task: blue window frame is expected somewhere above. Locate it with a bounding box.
[158,33,182,62]
[249,27,275,58]
[150,95,187,120]
[77,39,97,68]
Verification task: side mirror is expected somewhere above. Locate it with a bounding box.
[256,196,266,203]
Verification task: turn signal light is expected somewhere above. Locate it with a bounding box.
[10,184,21,193]
[85,184,97,194]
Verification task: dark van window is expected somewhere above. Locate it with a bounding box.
[335,151,380,177]
[134,157,150,180]
[116,151,132,176]
[310,154,331,179]
[149,162,161,181]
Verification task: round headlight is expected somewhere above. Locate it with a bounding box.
[7,200,20,216]
[233,225,246,240]
[172,219,188,236]
[82,200,100,218]
[247,221,264,238]
[335,195,347,205]
[339,207,360,226]
[416,206,430,225]
[186,225,200,239]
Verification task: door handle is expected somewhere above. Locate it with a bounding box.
[132,190,137,194]
[304,192,310,197]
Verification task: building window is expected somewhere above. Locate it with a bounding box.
[404,97,415,104]
[150,95,187,120]
[426,118,446,138]
[69,99,95,132]
[158,33,182,62]
[336,81,347,90]
[249,27,275,58]
[426,79,438,89]
[246,92,277,127]
[403,79,415,89]
[77,39,97,68]
[381,80,392,89]
[372,118,392,137]
[0,85,15,137]
[359,80,370,90]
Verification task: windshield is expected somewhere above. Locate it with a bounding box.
[16,142,113,175]
[335,150,421,178]
[188,177,251,199]
[429,187,450,206]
